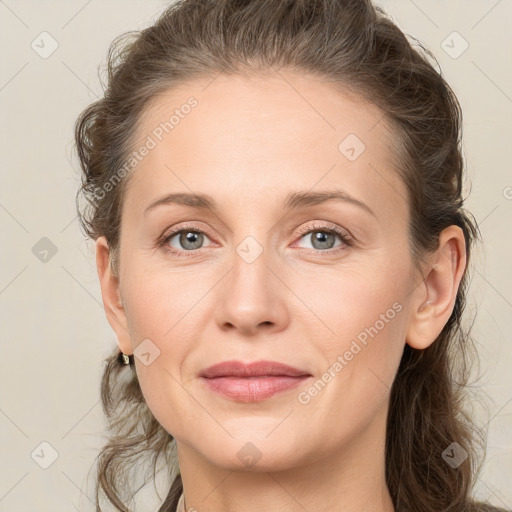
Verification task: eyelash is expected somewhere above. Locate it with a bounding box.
[157,222,353,258]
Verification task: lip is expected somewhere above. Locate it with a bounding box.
[199,360,312,402]
[200,360,311,378]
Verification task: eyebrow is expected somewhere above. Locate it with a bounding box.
[143,190,376,217]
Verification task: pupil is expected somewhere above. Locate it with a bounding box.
[313,231,333,249]
[179,231,203,250]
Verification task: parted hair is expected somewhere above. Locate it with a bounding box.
[74,0,509,511]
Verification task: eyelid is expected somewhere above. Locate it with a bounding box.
[291,222,352,251]
[294,221,352,241]
[158,220,352,256]
[158,222,216,249]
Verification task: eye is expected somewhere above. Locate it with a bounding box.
[158,221,352,257]
[293,222,352,253]
[159,223,214,256]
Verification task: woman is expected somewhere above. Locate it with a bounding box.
[74,0,510,511]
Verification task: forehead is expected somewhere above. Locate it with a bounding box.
[123,71,407,221]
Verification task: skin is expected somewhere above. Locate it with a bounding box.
[96,71,466,512]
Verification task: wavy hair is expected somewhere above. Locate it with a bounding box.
[74,0,508,510]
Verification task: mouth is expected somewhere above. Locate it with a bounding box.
[199,359,311,378]
[199,360,312,402]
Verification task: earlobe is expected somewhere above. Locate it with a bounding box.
[95,236,132,355]
[406,225,467,350]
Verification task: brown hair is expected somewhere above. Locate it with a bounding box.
[74,1,508,511]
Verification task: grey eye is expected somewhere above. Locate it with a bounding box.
[299,230,342,251]
[167,230,209,251]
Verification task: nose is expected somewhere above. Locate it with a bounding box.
[214,240,289,337]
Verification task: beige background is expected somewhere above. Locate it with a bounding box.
[0,0,511,510]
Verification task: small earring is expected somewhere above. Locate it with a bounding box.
[121,352,130,365]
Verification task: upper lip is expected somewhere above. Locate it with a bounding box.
[200,360,311,378]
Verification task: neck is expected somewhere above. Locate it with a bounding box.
[175,404,395,512]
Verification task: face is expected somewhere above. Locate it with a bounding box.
[106,71,426,472]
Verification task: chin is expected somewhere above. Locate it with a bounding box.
[193,434,309,473]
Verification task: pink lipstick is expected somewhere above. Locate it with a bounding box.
[199,360,312,402]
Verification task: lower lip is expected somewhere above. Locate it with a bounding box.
[200,375,311,402]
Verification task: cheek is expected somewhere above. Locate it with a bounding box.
[297,302,406,444]
[290,257,409,404]
[119,267,210,433]
[291,259,409,343]
[122,264,199,341]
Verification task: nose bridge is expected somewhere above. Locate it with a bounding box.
[230,230,272,299]
[226,201,289,287]
[216,227,285,333]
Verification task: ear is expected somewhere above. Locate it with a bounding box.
[95,236,132,355]
[406,225,467,350]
